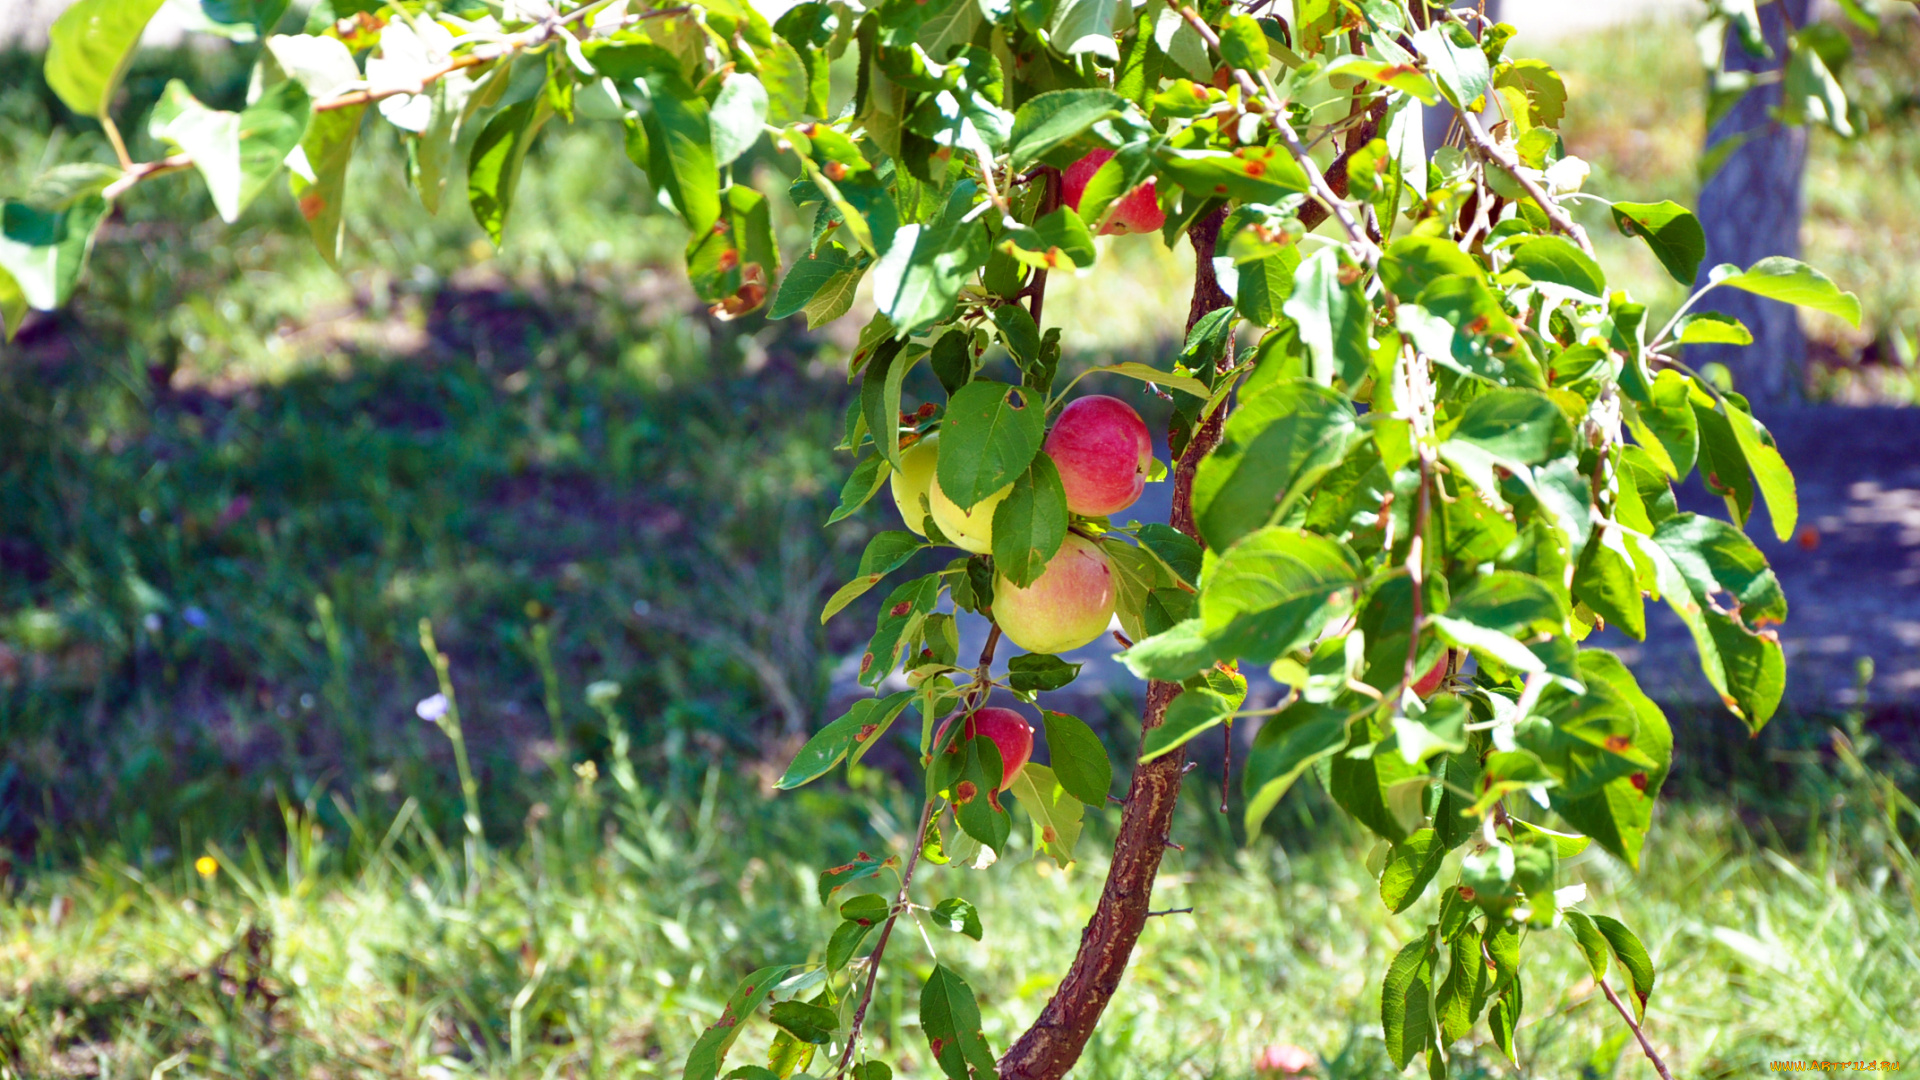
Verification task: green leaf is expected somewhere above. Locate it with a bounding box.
[1241,698,1352,834]
[1324,55,1439,103]
[1495,57,1568,126]
[819,851,892,906]
[1218,13,1268,70]
[148,78,308,224]
[828,454,891,526]
[1721,400,1798,542]
[1008,89,1127,170]
[683,965,794,1080]
[1158,146,1309,203]
[1006,763,1085,867]
[44,0,167,118]
[931,897,983,940]
[1675,311,1754,345]
[1654,514,1787,627]
[1573,529,1646,640]
[1709,256,1862,327]
[1118,617,1218,682]
[1380,828,1444,914]
[860,339,913,470]
[1380,933,1437,1070]
[1008,654,1082,694]
[992,304,1041,373]
[1509,235,1606,299]
[1626,370,1698,480]
[920,966,999,1080]
[1412,24,1490,110]
[772,241,860,321]
[1435,919,1485,1044]
[1037,710,1110,805]
[991,455,1068,589]
[777,692,916,788]
[1199,526,1363,664]
[287,101,365,268]
[873,183,991,335]
[640,70,721,235]
[1609,200,1705,285]
[1191,380,1360,551]
[1136,523,1202,586]
[769,1000,839,1045]
[0,195,108,311]
[467,97,552,246]
[710,73,769,167]
[862,574,941,687]
[850,1063,894,1080]
[1078,361,1211,401]
[822,531,923,624]
[1591,915,1656,1020]
[937,380,1047,510]
[0,267,25,341]
[1562,909,1611,981]
[1381,235,1484,301]
[1140,687,1233,764]
[1548,652,1665,868]
[826,916,878,972]
[1438,388,1574,506]
[1104,539,1174,644]
[1000,206,1098,273]
[1282,248,1373,386]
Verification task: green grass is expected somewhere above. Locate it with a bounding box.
[3,734,1916,1079]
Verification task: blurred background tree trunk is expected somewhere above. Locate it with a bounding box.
[1690,0,1814,408]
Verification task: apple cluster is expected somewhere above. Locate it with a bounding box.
[890,394,1155,658]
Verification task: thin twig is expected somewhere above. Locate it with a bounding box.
[969,623,1002,711]
[836,799,937,1076]
[1600,977,1675,1080]
[312,4,693,114]
[1453,109,1594,255]
[1145,907,1193,917]
[1402,455,1431,687]
[101,155,193,200]
[98,115,134,171]
[1172,5,1379,266]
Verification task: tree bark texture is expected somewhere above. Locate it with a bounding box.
[996,211,1231,1080]
[1690,0,1813,407]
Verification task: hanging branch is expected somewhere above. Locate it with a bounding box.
[1601,978,1676,1080]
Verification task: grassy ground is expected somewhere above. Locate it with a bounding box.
[3,724,1916,1079]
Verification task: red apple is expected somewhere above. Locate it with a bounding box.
[1045,395,1153,516]
[1062,149,1166,236]
[1412,651,1449,697]
[993,533,1117,655]
[933,706,1035,791]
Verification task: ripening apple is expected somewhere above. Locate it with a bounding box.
[994,533,1117,655]
[929,471,1011,554]
[1062,149,1166,236]
[933,706,1035,792]
[1412,652,1449,697]
[890,434,940,537]
[1045,395,1154,516]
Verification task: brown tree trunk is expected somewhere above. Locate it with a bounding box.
[996,210,1231,1080]
[1690,0,1813,407]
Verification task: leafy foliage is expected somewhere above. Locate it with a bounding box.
[12,0,1857,1072]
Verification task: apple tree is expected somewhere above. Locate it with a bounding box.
[2,0,1863,1074]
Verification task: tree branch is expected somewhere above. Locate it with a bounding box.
[996,210,1232,1080]
[1453,108,1595,255]
[1600,977,1675,1080]
[837,799,937,1075]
